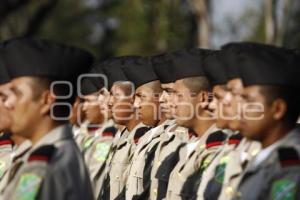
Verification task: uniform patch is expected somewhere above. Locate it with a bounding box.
[102,126,117,137]
[134,127,151,144]
[0,160,6,178]
[278,147,300,168]
[206,130,226,149]
[14,173,42,200]
[28,145,56,162]
[215,156,229,183]
[83,137,94,150]
[93,143,110,161]
[271,179,296,200]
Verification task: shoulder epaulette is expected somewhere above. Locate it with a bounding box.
[188,129,197,139]
[102,126,118,137]
[134,127,151,144]
[228,132,243,145]
[206,130,226,149]
[164,125,170,130]
[278,147,300,168]
[28,145,56,162]
[0,132,13,146]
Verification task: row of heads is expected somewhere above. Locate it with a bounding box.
[0,38,300,95]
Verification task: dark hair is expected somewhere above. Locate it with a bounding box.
[114,81,135,97]
[182,76,212,94]
[29,77,77,121]
[260,86,300,125]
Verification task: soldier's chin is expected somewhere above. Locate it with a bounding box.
[11,127,27,138]
[175,119,189,128]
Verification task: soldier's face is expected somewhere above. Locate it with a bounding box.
[82,92,105,125]
[159,83,175,119]
[222,78,244,131]
[69,97,84,126]
[239,85,274,142]
[98,88,112,119]
[8,77,44,138]
[212,85,229,129]
[109,84,134,125]
[0,83,15,132]
[134,83,160,126]
[173,79,197,128]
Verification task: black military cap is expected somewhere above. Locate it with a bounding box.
[2,38,94,83]
[220,42,282,80]
[220,43,243,80]
[203,50,228,86]
[238,45,300,88]
[80,77,102,96]
[121,56,158,89]
[0,44,10,85]
[102,57,131,90]
[170,48,209,80]
[151,53,176,84]
[80,60,110,96]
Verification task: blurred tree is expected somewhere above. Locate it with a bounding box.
[187,0,211,48]
[0,0,196,60]
[265,0,278,44]
[1,0,298,60]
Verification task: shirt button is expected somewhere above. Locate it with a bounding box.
[225,187,233,196]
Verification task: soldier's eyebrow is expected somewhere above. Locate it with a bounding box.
[214,92,222,99]
[164,88,175,93]
[10,86,21,96]
[135,92,142,97]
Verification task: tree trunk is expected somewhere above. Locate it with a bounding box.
[188,0,211,48]
[265,0,277,44]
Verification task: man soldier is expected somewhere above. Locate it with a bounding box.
[0,46,14,182]
[180,50,236,200]
[231,44,300,199]
[75,60,115,151]
[0,38,94,200]
[100,57,151,200]
[214,43,261,200]
[165,49,228,200]
[118,56,163,199]
[0,42,32,192]
[125,53,175,200]
[79,61,119,197]
[149,52,193,200]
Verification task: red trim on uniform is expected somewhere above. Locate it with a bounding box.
[228,139,241,145]
[28,155,49,162]
[102,132,113,137]
[134,138,140,144]
[0,140,12,146]
[88,127,99,132]
[188,132,196,139]
[206,141,223,149]
[281,160,300,167]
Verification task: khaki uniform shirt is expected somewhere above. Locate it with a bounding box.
[1,125,93,200]
[218,138,261,200]
[83,119,117,198]
[232,129,300,200]
[0,133,14,183]
[102,123,148,200]
[150,121,190,200]
[166,124,220,200]
[126,120,173,199]
[0,140,31,193]
[196,130,237,200]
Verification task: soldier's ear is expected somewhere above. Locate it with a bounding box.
[40,90,56,115]
[272,98,287,121]
[197,91,210,109]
